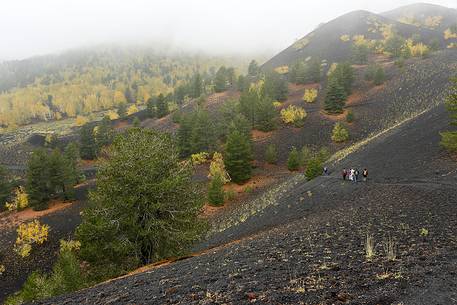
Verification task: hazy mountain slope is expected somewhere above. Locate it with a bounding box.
[40,102,457,305]
[382,3,457,32]
[263,9,445,69]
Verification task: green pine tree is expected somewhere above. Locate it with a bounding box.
[95,116,114,151]
[373,67,385,85]
[256,96,277,132]
[117,103,128,119]
[224,130,252,184]
[79,124,97,160]
[26,149,51,210]
[265,144,278,164]
[287,147,300,171]
[208,174,225,206]
[214,66,227,93]
[156,94,169,118]
[0,165,10,206]
[177,115,194,158]
[324,76,347,114]
[441,77,457,151]
[76,129,206,269]
[305,157,322,181]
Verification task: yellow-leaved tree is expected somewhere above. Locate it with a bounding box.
[127,104,139,115]
[208,152,231,184]
[5,186,29,211]
[280,105,307,127]
[303,88,318,103]
[15,220,49,258]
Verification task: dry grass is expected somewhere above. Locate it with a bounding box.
[365,233,375,260]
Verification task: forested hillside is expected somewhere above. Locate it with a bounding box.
[0,47,251,128]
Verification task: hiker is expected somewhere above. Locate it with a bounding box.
[363,168,368,182]
[355,169,360,182]
[323,167,329,175]
[349,168,354,182]
[342,168,347,180]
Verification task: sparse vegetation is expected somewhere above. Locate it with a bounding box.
[331,122,350,143]
[365,233,375,260]
[440,77,457,152]
[280,105,307,127]
[287,147,301,171]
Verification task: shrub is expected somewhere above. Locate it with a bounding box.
[287,147,300,171]
[5,186,28,211]
[0,165,10,208]
[303,89,318,103]
[191,152,209,165]
[132,117,141,127]
[208,152,231,184]
[106,110,119,120]
[340,35,350,42]
[272,101,282,108]
[15,220,49,258]
[316,147,331,163]
[5,239,84,304]
[225,189,236,201]
[300,146,314,167]
[75,116,88,127]
[265,144,278,164]
[127,104,139,116]
[346,110,354,123]
[280,105,307,127]
[305,157,322,180]
[224,130,252,184]
[208,174,225,206]
[331,122,349,143]
[373,67,386,85]
[440,131,457,151]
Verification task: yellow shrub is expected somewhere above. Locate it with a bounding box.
[447,43,457,49]
[340,35,350,42]
[60,240,81,253]
[281,105,307,127]
[5,186,29,211]
[424,16,443,28]
[75,116,88,126]
[191,152,209,165]
[352,35,368,47]
[406,40,430,57]
[273,101,282,108]
[208,152,231,184]
[303,89,318,103]
[127,104,139,115]
[15,220,49,258]
[444,28,457,40]
[106,110,119,120]
[0,264,5,275]
[293,38,310,50]
[274,66,289,74]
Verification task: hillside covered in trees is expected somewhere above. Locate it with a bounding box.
[0,47,252,128]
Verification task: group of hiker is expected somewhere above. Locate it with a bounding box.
[342,168,368,182]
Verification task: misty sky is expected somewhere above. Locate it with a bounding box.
[1,0,456,60]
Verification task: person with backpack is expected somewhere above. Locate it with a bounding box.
[342,168,347,180]
[363,168,368,182]
[323,167,329,175]
[354,169,360,182]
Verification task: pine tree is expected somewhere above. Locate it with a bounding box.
[324,76,347,114]
[0,165,10,206]
[64,143,81,184]
[95,116,114,151]
[117,103,128,119]
[441,77,457,151]
[156,94,169,118]
[177,115,194,158]
[146,97,156,118]
[229,114,252,140]
[190,110,214,153]
[305,157,322,181]
[265,144,278,164]
[27,149,51,211]
[224,130,252,184]
[373,67,386,85]
[287,147,300,171]
[79,124,97,160]
[307,58,322,83]
[256,96,277,132]
[133,117,141,127]
[76,129,206,268]
[248,60,260,77]
[214,66,227,92]
[191,73,203,98]
[207,174,225,206]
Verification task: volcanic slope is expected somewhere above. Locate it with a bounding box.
[263,8,449,70]
[42,95,457,303]
[382,3,457,33]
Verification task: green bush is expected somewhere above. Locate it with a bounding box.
[265,144,278,164]
[346,110,354,123]
[331,122,350,143]
[305,158,322,181]
[440,131,457,152]
[300,146,313,167]
[208,175,225,206]
[287,147,300,171]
